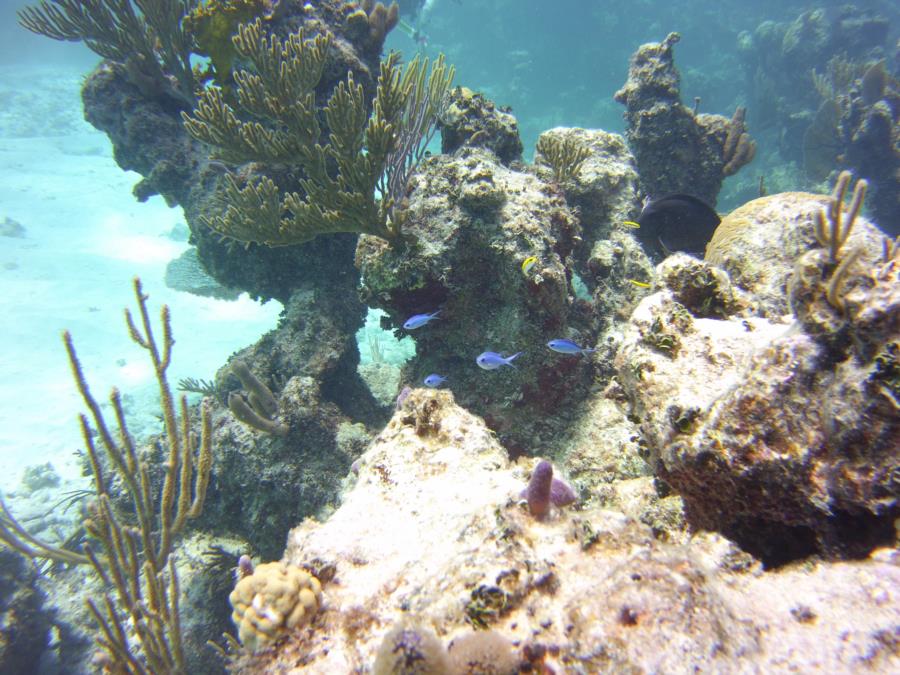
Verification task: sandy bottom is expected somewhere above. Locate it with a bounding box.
[0,63,282,492]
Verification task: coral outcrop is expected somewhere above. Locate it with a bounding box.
[355,144,585,453]
[440,87,524,165]
[738,6,898,235]
[618,187,899,563]
[705,192,885,317]
[230,389,900,672]
[615,33,756,207]
[78,1,398,302]
[533,127,640,244]
[181,282,382,560]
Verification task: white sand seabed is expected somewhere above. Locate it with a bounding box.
[0,63,282,492]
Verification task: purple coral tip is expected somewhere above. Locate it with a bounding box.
[526,460,554,519]
[522,460,577,519]
[550,477,577,507]
[237,554,254,579]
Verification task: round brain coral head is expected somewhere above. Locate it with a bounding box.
[526,460,554,520]
[228,561,322,652]
[447,630,519,675]
[372,623,451,675]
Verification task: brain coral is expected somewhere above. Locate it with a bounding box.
[229,561,322,652]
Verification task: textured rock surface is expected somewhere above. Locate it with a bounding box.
[201,372,373,560]
[440,87,524,165]
[533,127,640,242]
[614,33,752,206]
[0,549,53,673]
[356,146,587,454]
[233,390,900,673]
[80,1,389,303]
[706,192,887,317]
[617,244,899,563]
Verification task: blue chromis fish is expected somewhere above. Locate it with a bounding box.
[476,351,524,370]
[547,339,596,355]
[403,310,440,330]
[521,256,539,275]
[423,374,447,388]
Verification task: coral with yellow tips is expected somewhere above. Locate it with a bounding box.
[229,561,323,652]
[185,0,278,86]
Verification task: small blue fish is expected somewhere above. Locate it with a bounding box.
[423,374,447,388]
[547,339,596,356]
[476,351,523,370]
[403,310,440,330]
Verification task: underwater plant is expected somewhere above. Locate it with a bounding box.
[536,133,591,184]
[182,19,454,246]
[184,0,280,87]
[18,0,197,104]
[0,278,212,673]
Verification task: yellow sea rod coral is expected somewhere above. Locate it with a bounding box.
[229,561,323,651]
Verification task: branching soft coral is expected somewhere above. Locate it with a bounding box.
[182,19,454,246]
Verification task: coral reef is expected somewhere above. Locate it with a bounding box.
[615,33,756,207]
[184,0,282,87]
[738,6,899,234]
[229,560,322,652]
[534,128,640,245]
[618,181,899,563]
[202,372,372,559]
[534,133,590,184]
[705,190,885,317]
[227,389,900,672]
[78,1,402,302]
[182,20,453,245]
[0,279,213,671]
[355,142,585,453]
[18,0,196,104]
[345,1,400,54]
[440,87,524,165]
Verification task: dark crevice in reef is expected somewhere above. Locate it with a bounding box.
[726,509,898,569]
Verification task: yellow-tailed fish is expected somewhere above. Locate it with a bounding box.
[627,279,651,288]
[521,256,539,274]
[622,220,641,229]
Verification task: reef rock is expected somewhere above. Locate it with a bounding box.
[234,389,900,673]
[201,368,373,560]
[0,549,53,673]
[534,127,640,242]
[356,145,586,454]
[618,239,899,563]
[440,87,524,165]
[705,192,886,317]
[615,33,755,207]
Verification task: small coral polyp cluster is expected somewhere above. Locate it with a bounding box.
[229,561,323,652]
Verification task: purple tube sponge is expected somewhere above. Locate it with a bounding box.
[527,460,554,519]
[522,460,577,520]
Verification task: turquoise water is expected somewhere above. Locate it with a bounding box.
[0,0,897,671]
